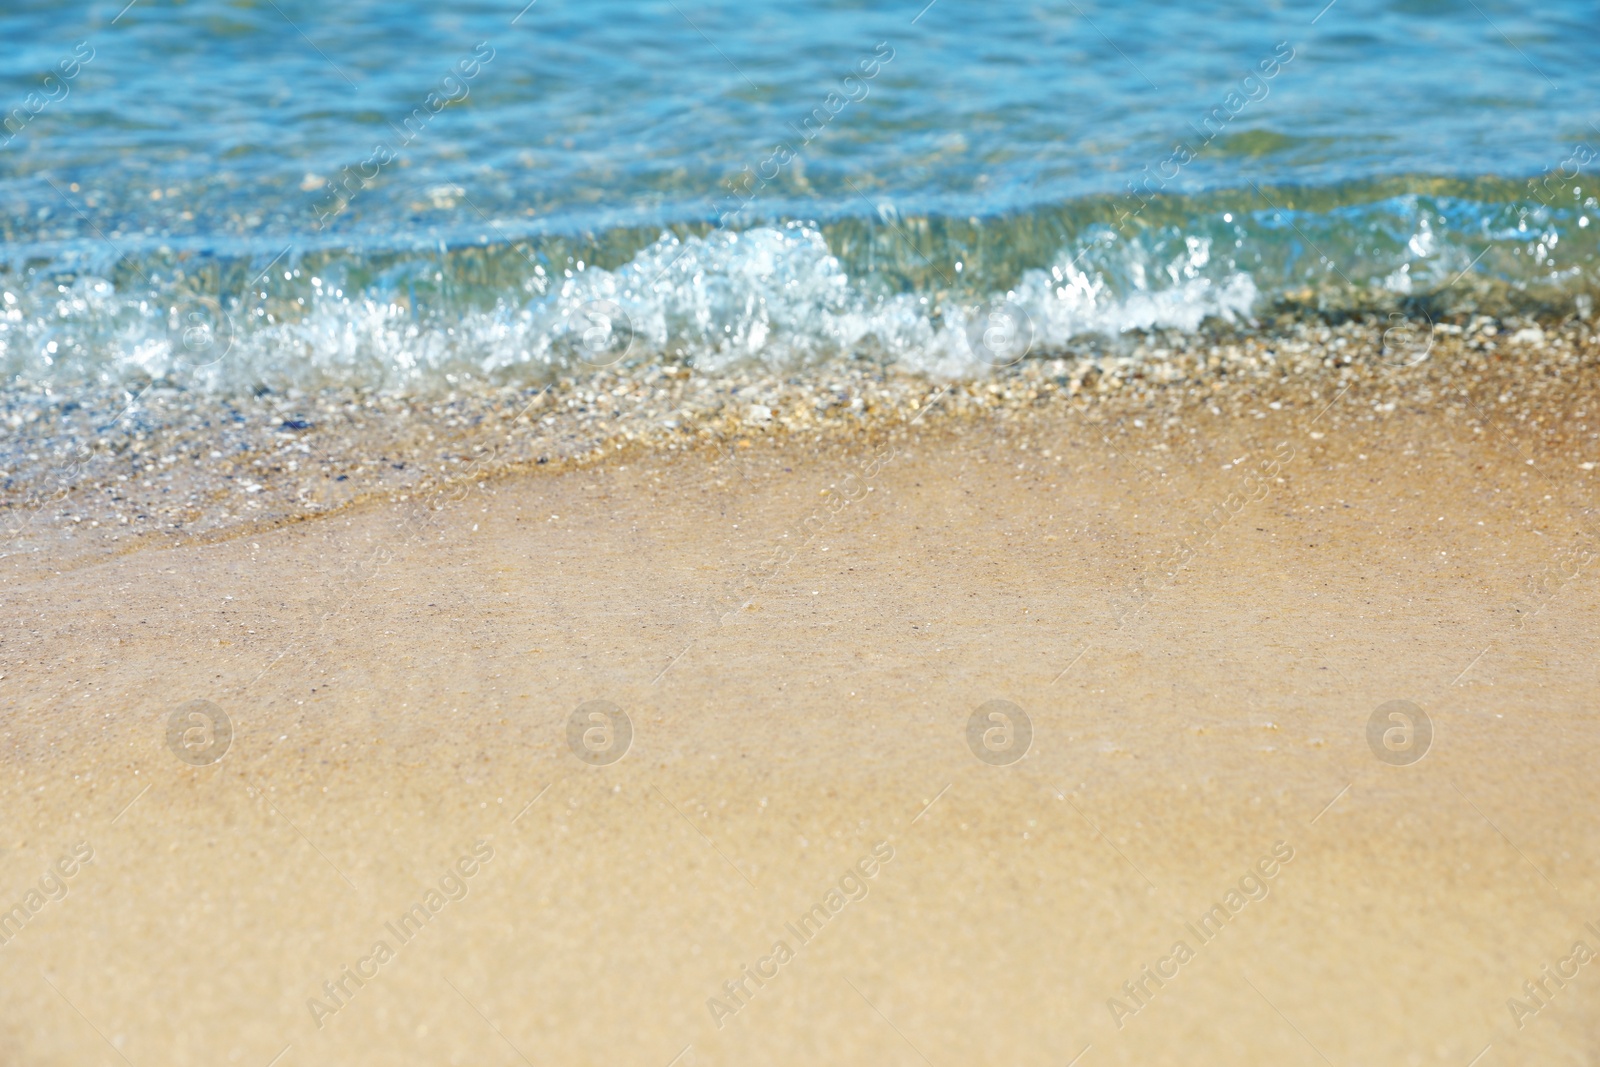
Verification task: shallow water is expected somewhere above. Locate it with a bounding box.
[2,0,1597,391]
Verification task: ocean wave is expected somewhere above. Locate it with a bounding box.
[2,178,1594,394]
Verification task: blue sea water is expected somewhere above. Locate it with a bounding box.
[1,0,1598,390]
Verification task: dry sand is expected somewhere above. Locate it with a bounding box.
[3,322,1600,1066]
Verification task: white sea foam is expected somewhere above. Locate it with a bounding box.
[0,223,1268,394]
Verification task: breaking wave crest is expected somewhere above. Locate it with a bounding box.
[2,177,1596,395]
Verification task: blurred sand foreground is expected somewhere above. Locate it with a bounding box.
[3,355,1600,1067]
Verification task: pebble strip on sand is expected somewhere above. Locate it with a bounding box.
[3,313,1597,567]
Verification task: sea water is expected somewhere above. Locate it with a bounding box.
[1,0,1597,393]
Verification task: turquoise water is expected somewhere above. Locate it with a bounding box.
[2,0,1598,390]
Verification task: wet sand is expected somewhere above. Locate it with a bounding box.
[4,322,1600,1066]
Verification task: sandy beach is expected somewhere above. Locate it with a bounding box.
[3,319,1599,1066]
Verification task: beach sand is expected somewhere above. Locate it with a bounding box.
[4,320,1600,1066]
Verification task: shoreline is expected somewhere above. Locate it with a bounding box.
[5,310,1597,577]
[3,323,1600,1064]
